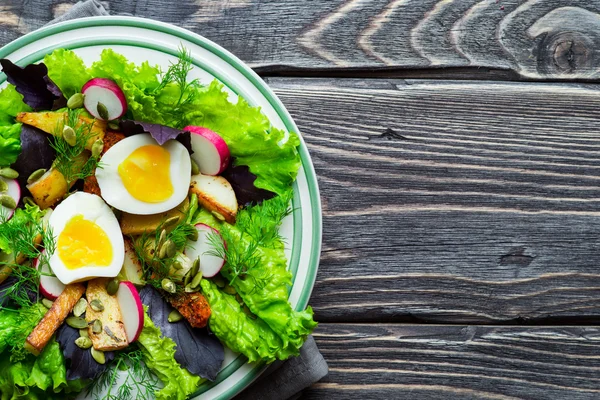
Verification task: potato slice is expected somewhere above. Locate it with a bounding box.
[25,283,86,356]
[120,197,189,236]
[86,278,129,351]
[189,174,238,224]
[16,111,106,150]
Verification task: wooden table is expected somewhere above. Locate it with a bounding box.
[3,1,600,398]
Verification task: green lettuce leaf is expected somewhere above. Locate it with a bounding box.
[200,279,294,363]
[89,49,163,123]
[137,310,201,400]
[0,85,30,166]
[0,340,84,400]
[196,194,317,359]
[169,81,301,195]
[43,49,92,98]
[0,303,46,360]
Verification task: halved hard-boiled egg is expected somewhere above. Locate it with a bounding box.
[95,134,191,215]
[48,192,124,285]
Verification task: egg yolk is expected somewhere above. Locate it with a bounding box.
[57,215,113,270]
[118,144,174,203]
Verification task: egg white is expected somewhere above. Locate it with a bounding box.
[95,134,191,215]
[48,192,124,285]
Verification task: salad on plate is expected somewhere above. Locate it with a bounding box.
[0,47,316,400]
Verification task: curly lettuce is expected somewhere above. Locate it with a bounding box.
[0,85,30,166]
[136,310,202,400]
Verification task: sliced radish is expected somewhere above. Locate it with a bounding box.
[118,238,144,286]
[82,78,127,121]
[116,281,144,343]
[0,177,20,220]
[35,251,65,300]
[185,224,225,278]
[183,126,230,175]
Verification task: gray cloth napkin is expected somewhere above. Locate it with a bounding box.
[46,1,329,399]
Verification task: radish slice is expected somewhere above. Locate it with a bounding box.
[82,78,127,121]
[185,223,226,278]
[35,251,65,300]
[0,177,20,220]
[183,126,230,175]
[116,281,144,343]
[118,239,144,286]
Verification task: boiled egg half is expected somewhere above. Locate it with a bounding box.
[95,134,191,215]
[48,192,124,285]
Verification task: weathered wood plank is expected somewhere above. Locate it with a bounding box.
[265,78,600,323]
[2,0,600,80]
[304,324,600,400]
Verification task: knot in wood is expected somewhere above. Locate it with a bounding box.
[537,32,594,76]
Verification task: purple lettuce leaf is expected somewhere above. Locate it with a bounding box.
[139,286,224,381]
[222,162,276,206]
[12,125,56,198]
[0,59,65,111]
[0,276,39,307]
[120,120,193,154]
[56,324,114,380]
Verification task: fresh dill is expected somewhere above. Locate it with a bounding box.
[49,109,102,188]
[87,348,160,400]
[153,46,202,128]
[131,204,196,291]
[206,192,293,287]
[0,204,54,309]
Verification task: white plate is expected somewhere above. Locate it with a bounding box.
[0,16,322,400]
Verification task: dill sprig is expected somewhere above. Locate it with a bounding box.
[0,205,54,309]
[87,347,160,400]
[49,109,102,187]
[206,191,294,286]
[153,46,202,128]
[131,205,196,291]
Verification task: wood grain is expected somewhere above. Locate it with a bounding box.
[3,0,600,80]
[304,324,600,399]
[265,77,600,323]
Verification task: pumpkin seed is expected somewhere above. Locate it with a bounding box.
[211,211,226,221]
[27,169,47,184]
[79,328,89,338]
[165,216,180,227]
[75,337,92,349]
[186,228,199,242]
[159,240,176,259]
[108,121,120,131]
[185,258,200,286]
[0,195,16,210]
[161,278,177,294]
[187,193,198,223]
[90,299,104,312]
[0,179,7,192]
[97,102,109,120]
[0,167,18,179]
[41,298,54,309]
[67,93,84,109]
[91,348,106,364]
[63,126,77,146]
[172,261,183,271]
[91,319,103,334]
[66,316,88,329]
[106,279,120,296]
[91,139,104,158]
[23,197,36,207]
[189,270,203,290]
[184,283,198,293]
[213,274,226,288]
[190,158,199,175]
[73,298,87,317]
[168,310,183,323]
[157,229,167,249]
[223,284,236,295]
[104,326,123,343]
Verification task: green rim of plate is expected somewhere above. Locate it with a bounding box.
[0,16,322,400]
